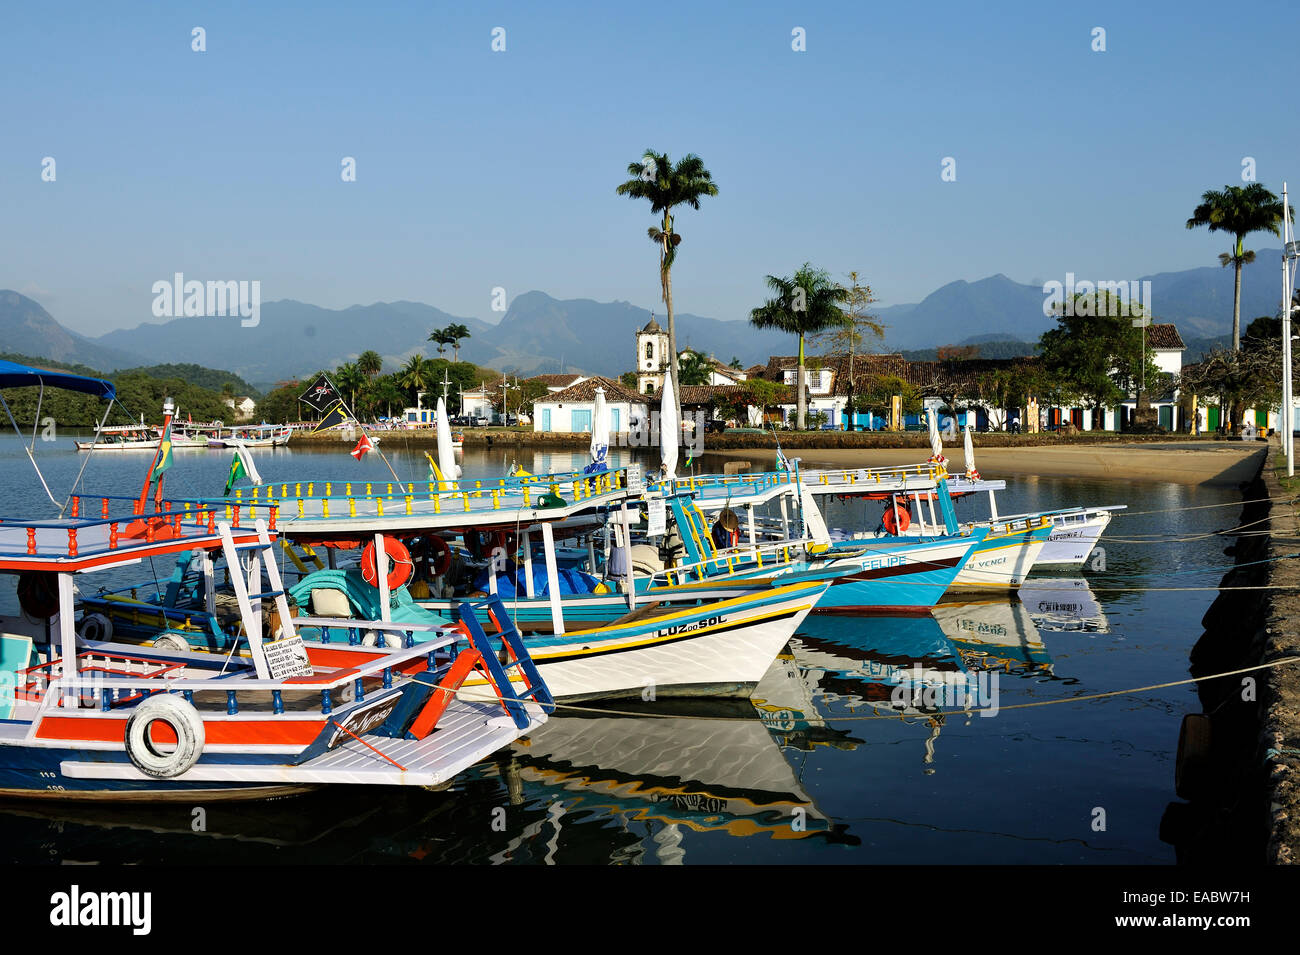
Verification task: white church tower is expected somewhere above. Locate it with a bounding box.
[635,315,670,395]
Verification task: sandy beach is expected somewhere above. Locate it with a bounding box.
[705,441,1271,486]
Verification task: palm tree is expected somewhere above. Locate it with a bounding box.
[444,323,471,362]
[616,150,719,423]
[678,350,712,386]
[428,327,455,358]
[749,264,851,429]
[1186,183,1291,351]
[399,355,432,405]
[334,362,365,413]
[357,350,384,380]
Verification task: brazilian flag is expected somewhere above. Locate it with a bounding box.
[151,422,174,482]
[224,451,247,496]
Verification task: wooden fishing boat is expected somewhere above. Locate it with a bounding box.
[199,466,830,701]
[0,361,550,800]
[74,425,206,452]
[0,512,550,799]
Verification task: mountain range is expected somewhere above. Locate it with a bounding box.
[2,248,1290,384]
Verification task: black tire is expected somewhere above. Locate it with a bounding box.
[1174,713,1212,800]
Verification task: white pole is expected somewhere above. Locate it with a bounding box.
[620,503,636,611]
[541,523,565,635]
[522,530,535,599]
[1284,183,1295,477]
[56,573,77,708]
[375,532,392,622]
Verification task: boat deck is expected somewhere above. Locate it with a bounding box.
[57,699,546,787]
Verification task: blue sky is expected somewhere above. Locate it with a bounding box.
[4,0,1299,337]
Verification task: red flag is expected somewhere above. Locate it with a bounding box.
[350,434,374,461]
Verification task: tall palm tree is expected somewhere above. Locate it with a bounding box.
[428,327,455,358]
[444,323,471,362]
[749,264,851,429]
[357,350,384,380]
[1186,183,1291,351]
[616,150,719,423]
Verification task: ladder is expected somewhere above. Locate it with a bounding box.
[218,519,298,679]
[455,596,554,729]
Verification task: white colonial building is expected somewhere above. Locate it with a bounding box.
[532,376,648,436]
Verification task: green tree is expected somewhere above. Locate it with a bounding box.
[428,327,456,358]
[399,355,433,405]
[255,381,302,423]
[749,263,851,429]
[678,350,712,386]
[728,356,743,369]
[812,271,883,431]
[357,350,384,380]
[616,150,719,424]
[334,362,365,413]
[714,379,787,427]
[856,374,922,428]
[443,323,471,362]
[1186,183,1291,351]
[1039,291,1160,430]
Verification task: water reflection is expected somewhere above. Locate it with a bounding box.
[1019,578,1109,633]
[931,599,1054,675]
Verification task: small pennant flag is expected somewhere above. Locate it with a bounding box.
[310,401,348,434]
[351,434,374,461]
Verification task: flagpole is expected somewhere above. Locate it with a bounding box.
[302,376,411,491]
[135,398,174,514]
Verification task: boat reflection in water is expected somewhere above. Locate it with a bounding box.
[473,699,859,863]
[931,598,1054,676]
[761,614,978,771]
[1018,578,1109,633]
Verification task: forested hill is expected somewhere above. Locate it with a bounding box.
[0,352,249,427]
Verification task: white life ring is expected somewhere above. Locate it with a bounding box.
[361,630,404,649]
[151,632,190,652]
[77,612,113,643]
[124,694,205,778]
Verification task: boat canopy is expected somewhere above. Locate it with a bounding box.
[0,359,116,400]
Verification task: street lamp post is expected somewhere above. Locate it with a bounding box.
[1282,183,1298,476]
[1132,313,1150,429]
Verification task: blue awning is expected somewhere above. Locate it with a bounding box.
[0,359,116,400]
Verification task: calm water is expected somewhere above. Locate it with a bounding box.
[0,433,1241,864]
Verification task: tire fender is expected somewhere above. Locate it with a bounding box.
[124,694,205,779]
[77,612,114,643]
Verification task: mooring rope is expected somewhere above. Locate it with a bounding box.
[446,656,1300,723]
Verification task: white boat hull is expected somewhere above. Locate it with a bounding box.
[950,535,1047,591]
[463,587,822,702]
[1036,511,1114,566]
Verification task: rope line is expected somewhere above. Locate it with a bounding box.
[447,656,1300,723]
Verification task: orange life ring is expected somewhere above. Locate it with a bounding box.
[881,500,912,535]
[361,536,414,590]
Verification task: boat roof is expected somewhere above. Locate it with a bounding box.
[0,514,267,572]
[180,465,643,537]
[0,358,116,400]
